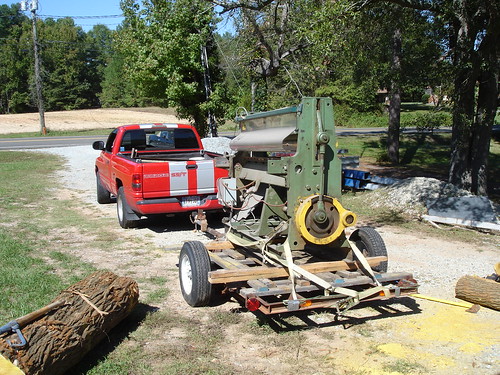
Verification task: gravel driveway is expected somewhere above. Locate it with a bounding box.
[33,144,500,374]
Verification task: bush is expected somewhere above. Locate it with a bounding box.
[401,111,451,133]
[421,93,431,104]
[333,105,387,128]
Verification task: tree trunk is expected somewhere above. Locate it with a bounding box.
[470,7,500,195]
[0,271,139,375]
[251,80,257,113]
[448,12,479,192]
[456,275,500,311]
[387,26,402,164]
[471,68,497,195]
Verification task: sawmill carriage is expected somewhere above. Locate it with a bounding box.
[178,97,417,315]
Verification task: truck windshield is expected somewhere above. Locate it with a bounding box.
[120,128,199,152]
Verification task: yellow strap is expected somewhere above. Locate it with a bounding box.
[0,354,25,375]
[410,293,474,309]
[347,239,381,286]
[283,240,298,300]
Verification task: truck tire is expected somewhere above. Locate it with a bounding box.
[179,241,212,307]
[96,172,112,204]
[117,187,139,229]
[350,227,388,272]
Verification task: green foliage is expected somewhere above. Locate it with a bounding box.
[333,105,388,128]
[316,80,381,112]
[39,18,94,110]
[401,111,452,132]
[99,51,145,107]
[0,4,32,113]
[117,0,230,135]
[0,7,113,114]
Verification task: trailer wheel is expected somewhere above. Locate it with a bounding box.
[350,227,388,272]
[179,241,212,307]
[96,172,112,204]
[117,187,138,229]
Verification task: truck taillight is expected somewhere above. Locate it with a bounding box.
[132,174,142,192]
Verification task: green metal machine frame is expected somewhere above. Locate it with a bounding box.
[224,97,356,253]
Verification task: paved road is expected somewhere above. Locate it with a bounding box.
[0,126,459,150]
[0,135,107,150]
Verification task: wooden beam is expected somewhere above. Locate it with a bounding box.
[204,241,235,251]
[208,256,387,284]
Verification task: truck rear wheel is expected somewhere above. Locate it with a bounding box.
[96,172,112,204]
[179,241,212,307]
[117,187,139,229]
[350,227,388,272]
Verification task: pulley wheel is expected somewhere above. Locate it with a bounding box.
[295,195,357,245]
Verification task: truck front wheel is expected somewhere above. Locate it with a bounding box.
[96,172,112,204]
[179,241,212,307]
[117,187,139,229]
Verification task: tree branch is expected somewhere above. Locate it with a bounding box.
[208,0,275,13]
[357,0,441,13]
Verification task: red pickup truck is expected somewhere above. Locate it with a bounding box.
[92,123,228,228]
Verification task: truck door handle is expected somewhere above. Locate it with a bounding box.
[186,164,198,170]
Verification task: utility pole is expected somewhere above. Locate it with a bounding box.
[201,45,217,137]
[22,0,46,135]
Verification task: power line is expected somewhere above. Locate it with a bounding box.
[38,14,123,19]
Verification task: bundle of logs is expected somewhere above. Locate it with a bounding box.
[0,271,139,375]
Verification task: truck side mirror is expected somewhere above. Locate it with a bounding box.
[92,141,105,150]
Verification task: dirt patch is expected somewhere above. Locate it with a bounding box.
[0,107,188,134]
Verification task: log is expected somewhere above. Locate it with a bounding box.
[0,271,139,375]
[455,275,500,311]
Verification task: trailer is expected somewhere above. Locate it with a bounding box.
[179,97,418,315]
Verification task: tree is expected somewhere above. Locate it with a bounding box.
[367,0,499,194]
[38,18,97,110]
[117,0,229,136]
[84,25,115,107]
[211,0,310,111]
[0,4,31,113]
[387,16,402,164]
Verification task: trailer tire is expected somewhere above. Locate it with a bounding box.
[350,227,388,272]
[117,187,138,229]
[96,172,112,204]
[179,241,212,307]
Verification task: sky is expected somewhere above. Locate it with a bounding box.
[1,0,234,33]
[0,0,124,31]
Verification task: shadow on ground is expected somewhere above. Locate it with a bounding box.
[70,302,158,374]
[229,297,421,333]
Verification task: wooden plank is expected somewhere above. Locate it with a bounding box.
[224,249,246,260]
[247,279,272,290]
[208,256,387,284]
[239,271,416,298]
[208,252,241,270]
[204,241,234,251]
